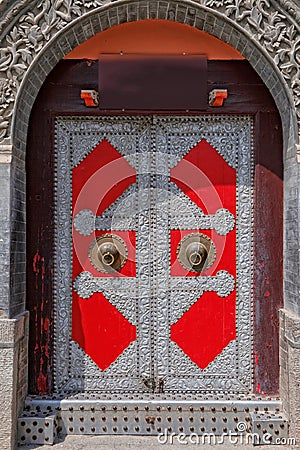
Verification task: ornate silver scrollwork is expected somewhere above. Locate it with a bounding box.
[170,270,235,299]
[73,209,95,236]
[212,208,235,235]
[55,115,253,394]
[73,271,137,299]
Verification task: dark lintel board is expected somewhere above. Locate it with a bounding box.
[99,54,207,110]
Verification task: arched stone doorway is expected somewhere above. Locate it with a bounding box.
[0,1,298,448]
[23,17,286,443]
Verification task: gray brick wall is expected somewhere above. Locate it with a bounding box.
[284,156,300,316]
[9,156,26,318]
[0,162,11,317]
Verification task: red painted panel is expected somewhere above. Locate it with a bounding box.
[170,139,236,215]
[71,138,137,370]
[72,139,136,217]
[171,291,236,369]
[72,291,136,370]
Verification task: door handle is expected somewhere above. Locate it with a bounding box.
[177,233,216,273]
[89,234,128,273]
[99,242,119,267]
[185,242,208,267]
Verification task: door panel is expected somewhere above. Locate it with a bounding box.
[54,115,253,394]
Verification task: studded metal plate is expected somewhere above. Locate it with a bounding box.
[18,397,287,445]
[18,412,58,445]
[250,411,289,446]
[54,115,254,394]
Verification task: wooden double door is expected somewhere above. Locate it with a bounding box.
[26,60,283,397]
[53,114,253,394]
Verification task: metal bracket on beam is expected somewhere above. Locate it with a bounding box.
[209,89,228,107]
[81,90,99,107]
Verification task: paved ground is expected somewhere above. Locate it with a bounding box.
[18,435,299,449]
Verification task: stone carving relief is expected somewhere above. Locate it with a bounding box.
[0,0,298,144]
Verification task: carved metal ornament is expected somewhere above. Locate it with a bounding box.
[88,234,128,273]
[54,115,254,395]
[0,0,298,145]
[176,232,216,272]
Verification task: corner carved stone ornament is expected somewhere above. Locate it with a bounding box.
[0,0,299,145]
[284,309,300,349]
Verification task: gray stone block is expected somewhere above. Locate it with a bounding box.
[167,3,177,20]
[108,8,119,27]
[220,28,231,44]
[65,31,79,53]
[195,16,204,30]
[90,14,101,34]
[0,312,28,449]
[127,2,138,22]
[211,24,224,39]
[158,2,168,20]
[203,22,214,34]
[117,5,128,23]
[81,19,96,40]
[205,13,216,26]
[176,6,187,23]
[71,24,86,44]
[99,12,110,30]
[138,2,149,20]
[280,309,300,440]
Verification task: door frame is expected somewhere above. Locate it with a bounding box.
[26,60,283,397]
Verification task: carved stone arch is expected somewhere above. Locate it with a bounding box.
[0,0,297,157]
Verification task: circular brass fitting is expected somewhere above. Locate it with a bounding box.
[89,234,128,273]
[176,233,216,273]
[186,242,208,266]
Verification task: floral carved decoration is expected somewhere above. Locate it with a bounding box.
[0,0,299,144]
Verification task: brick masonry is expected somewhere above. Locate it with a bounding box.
[0,161,11,317]
[280,309,300,440]
[0,311,29,450]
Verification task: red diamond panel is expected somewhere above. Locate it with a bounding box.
[170,139,236,215]
[72,139,136,217]
[170,139,236,278]
[170,291,236,369]
[72,291,136,370]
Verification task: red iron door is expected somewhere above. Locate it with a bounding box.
[54,115,253,394]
